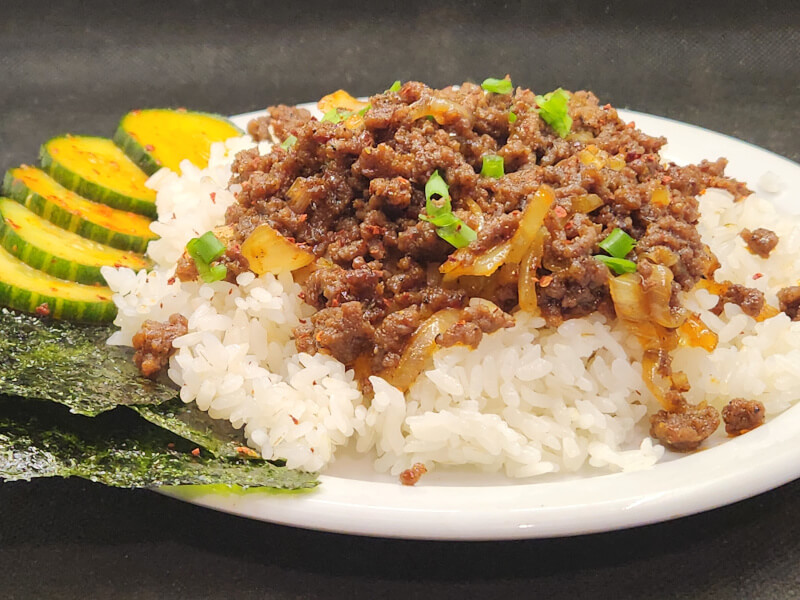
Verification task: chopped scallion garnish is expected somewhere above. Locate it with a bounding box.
[388,80,402,93]
[186,231,228,283]
[480,155,505,178]
[419,170,477,249]
[280,135,297,150]
[534,88,572,138]
[481,77,513,94]
[357,104,371,117]
[508,110,517,123]
[595,255,637,275]
[321,108,345,123]
[599,228,636,258]
[187,231,226,264]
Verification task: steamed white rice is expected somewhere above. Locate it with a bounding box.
[101,137,800,479]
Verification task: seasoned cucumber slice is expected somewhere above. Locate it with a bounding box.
[0,243,115,322]
[40,136,157,217]
[114,109,242,175]
[3,166,156,253]
[0,198,150,285]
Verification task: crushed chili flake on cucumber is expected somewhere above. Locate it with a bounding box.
[114,109,242,175]
[40,136,157,218]
[0,197,150,285]
[3,166,156,254]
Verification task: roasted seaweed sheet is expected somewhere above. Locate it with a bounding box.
[0,396,317,489]
[0,309,177,416]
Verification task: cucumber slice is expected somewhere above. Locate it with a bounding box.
[114,109,242,175]
[40,136,157,217]
[3,166,156,253]
[0,198,150,285]
[0,243,116,322]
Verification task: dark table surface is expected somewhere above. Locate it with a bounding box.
[1,1,799,598]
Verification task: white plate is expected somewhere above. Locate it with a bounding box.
[164,108,800,540]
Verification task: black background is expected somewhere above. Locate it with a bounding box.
[1,1,799,598]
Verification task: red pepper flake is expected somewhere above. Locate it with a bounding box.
[752,272,764,280]
[290,415,299,425]
[235,446,259,458]
[5,218,20,230]
[330,298,340,307]
[191,447,200,457]
[626,121,636,128]
[210,192,216,203]
[34,303,50,317]
[298,213,308,222]
[399,463,428,486]
[539,275,553,288]
[167,442,175,449]
[144,144,155,152]
[167,276,176,285]
[661,175,673,184]
[603,103,612,109]
[553,205,567,219]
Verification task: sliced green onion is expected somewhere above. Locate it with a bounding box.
[599,228,636,258]
[280,134,297,150]
[419,170,477,249]
[187,231,226,264]
[595,255,637,275]
[534,88,572,138]
[186,231,228,283]
[321,108,345,123]
[356,104,371,117]
[388,80,402,93]
[425,170,450,205]
[480,155,505,178]
[202,263,228,283]
[437,222,477,248]
[481,77,513,94]
[508,110,517,123]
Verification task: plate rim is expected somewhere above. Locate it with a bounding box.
[163,107,800,541]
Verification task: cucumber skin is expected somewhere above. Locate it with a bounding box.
[3,170,153,254]
[0,279,116,323]
[113,110,244,176]
[40,140,158,219]
[113,127,162,175]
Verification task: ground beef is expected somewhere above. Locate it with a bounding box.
[131,314,188,378]
[650,403,720,451]
[740,227,779,258]
[294,301,375,365]
[777,286,800,320]
[711,281,765,318]
[438,302,515,348]
[722,398,765,435]
[247,105,313,142]
[227,81,747,380]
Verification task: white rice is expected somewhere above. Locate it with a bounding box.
[101,137,800,480]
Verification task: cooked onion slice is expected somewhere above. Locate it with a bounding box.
[440,185,554,281]
[241,223,315,275]
[382,308,462,391]
[641,263,687,328]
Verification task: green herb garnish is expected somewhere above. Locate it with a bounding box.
[508,110,517,123]
[186,231,227,283]
[481,77,513,94]
[480,155,505,178]
[599,228,636,258]
[419,170,477,249]
[320,108,345,123]
[280,134,297,150]
[357,104,371,117]
[595,255,637,274]
[388,80,402,93]
[534,88,572,138]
